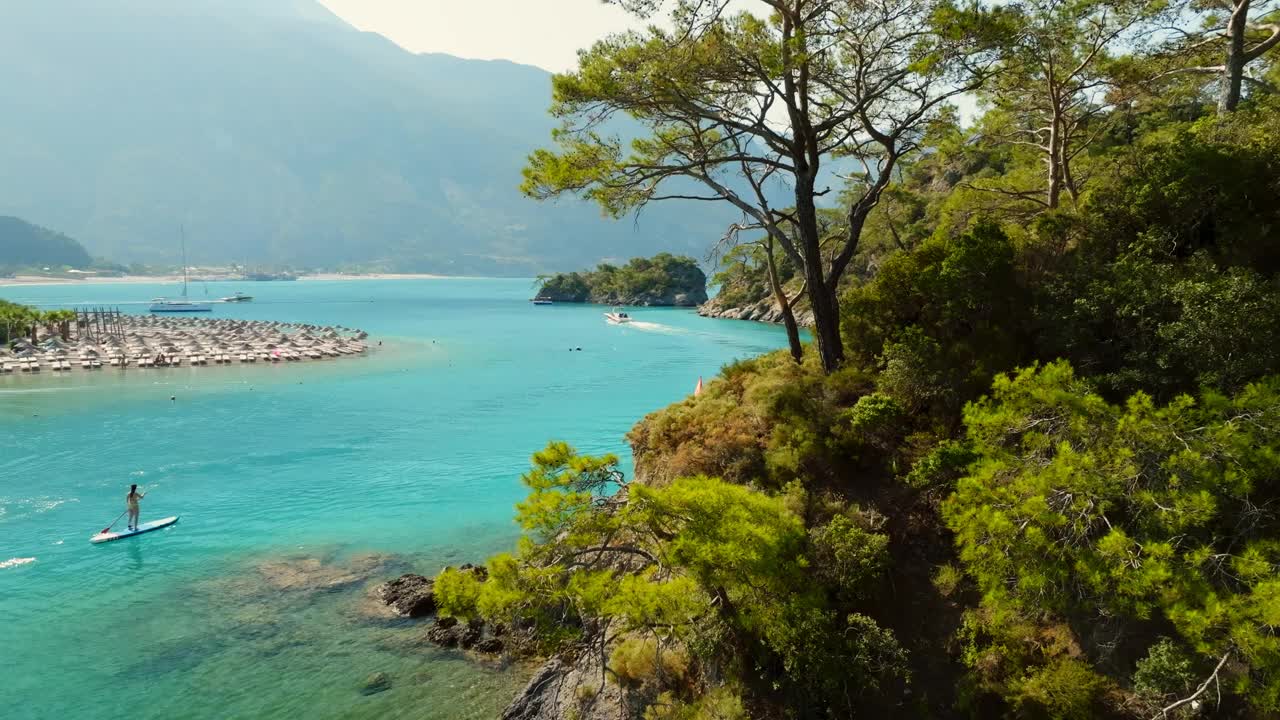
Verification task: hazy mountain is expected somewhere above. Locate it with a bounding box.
[0,0,732,275]
[0,216,93,271]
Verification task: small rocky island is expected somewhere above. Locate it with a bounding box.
[534,253,708,306]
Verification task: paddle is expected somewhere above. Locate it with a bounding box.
[100,510,128,534]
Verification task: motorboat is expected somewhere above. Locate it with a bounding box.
[531,297,553,305]
[604,308,632,324]
[220,292,254,303]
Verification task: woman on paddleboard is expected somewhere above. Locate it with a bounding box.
[126,484,145,531]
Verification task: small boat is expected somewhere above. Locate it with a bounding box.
[604,308,632,324]
[531,297,553,305]
[221,292,253,303]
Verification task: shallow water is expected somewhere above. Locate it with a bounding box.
[0,278,788,719]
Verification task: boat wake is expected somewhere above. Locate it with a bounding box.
[0,387,83,395]
[625,321,687,334]
[1,557,36,570]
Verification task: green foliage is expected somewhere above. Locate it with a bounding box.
[453,442,905,716]
[0,302,76,344]
[767,608,911,714]
[629,351,839,488]
[711,241,800,310]
[902,439,978,490]
[932,564,965,598]
[1132,638,1197,708]
[433,567,484,620]
[835,393,905,452]
[843,221,1031,418]
[946,361,1280,712]
[610,637,691,688]
[616,88,1280,717]
[1010,658,1110,720]
[1,300,39,344]
[536,253,707,305]
[643,688,747,720]
[514,440,624,540]
[537,272,591,302]
[808,515,889,603]
[1050,254,1280,400]
[506,10,1280,718]
[1034,102,1280,399]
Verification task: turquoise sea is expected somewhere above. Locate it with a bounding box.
[0,278,789,720]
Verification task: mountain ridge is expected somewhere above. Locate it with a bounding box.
[0,216,93,271]
[0,0,730,275]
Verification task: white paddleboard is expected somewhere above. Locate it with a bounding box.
[90,516,180,544]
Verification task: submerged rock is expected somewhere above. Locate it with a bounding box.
[376,573,437,618]
[426,617,462,647]
[257,552,392,593]
[422,616,495,652]
[359,671,392,696]
[460,619,484,649]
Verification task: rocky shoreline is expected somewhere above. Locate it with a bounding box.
[370,565,623,719]
[697,293,814,326]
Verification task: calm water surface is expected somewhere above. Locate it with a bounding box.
[0,278,788,719]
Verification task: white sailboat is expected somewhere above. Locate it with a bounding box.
[150,227,212,313]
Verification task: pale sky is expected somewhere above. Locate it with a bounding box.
[317,0,646,72]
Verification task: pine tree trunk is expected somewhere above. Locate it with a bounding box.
[1219,2,1249,115]
[807,271,844,372]
[1047,112,1063,209]
[779,300,804,364]
[795,177,844,372]
[764,241,804,363]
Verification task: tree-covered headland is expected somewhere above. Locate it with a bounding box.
[0,216,93,274]
[536,253,709,306]
[441,0,1280,717]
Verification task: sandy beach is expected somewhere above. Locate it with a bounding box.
[0,272,449,288]
[0,274,185,287]
[299,272,448,282]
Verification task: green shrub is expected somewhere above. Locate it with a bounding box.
[808,515,889,602]
[835,392,905,451]
[643,688,747,720]
[946,361,1280,712]
[1011,658,1109,720]
[610,637,691,688]
[877,327,956,412]
[902,439,978,490]
[433,567,483,619]
[1132,638,1197,708]
[932,564,965,598]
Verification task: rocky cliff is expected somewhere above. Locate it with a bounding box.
[697,292,814,326]
[500,651,627,720]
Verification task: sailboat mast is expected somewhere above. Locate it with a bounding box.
[181,225,189,299]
